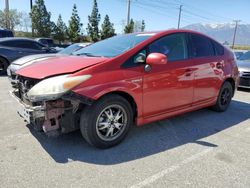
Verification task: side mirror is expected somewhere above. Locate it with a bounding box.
[146,53,168,65]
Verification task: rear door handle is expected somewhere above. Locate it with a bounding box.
[216,61,224,69]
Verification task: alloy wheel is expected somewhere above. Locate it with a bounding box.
[220,88,231,106]
[96,104,128,141]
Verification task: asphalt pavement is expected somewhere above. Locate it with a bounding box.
[0,76,249,188]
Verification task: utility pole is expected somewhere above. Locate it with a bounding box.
[30,0,33,9]
[127,0,131,25]
[232,20,241,49]
[177,5,183,29]
[5,0,10,30]
[30,0,34,36]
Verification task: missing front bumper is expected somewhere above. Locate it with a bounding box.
[10,90,45,124]
[10,90,82,135]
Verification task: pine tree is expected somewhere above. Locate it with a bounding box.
[100,15,115,40]
[30,0,53,37]
[68,4,82,43]
[54,14,67,44]
[87,0,101,42]
[124,19,134,34]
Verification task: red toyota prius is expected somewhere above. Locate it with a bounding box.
[11,30,238,148]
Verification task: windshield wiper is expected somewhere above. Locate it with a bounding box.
[75,52,103,57]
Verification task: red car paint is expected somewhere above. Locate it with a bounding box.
[16,56,109,79]
[16,29,238,126]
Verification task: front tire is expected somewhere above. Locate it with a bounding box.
[212,81,233,112]
[80,94,133,149]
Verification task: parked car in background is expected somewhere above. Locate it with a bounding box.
[237,51,250,88]
[7,42,91,84]
[35,38,55,48]
[35,38,65,52]
[0,29,14,38]
[10,30,238,148]
[233,49,248,59]
[0,37,57,75]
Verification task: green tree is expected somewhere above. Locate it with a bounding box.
[54,14,67,43]
[68,4,82,43]
[100,15,115,40]
[30,0,54,37]
[124,19,134,34]
[87,0,101,42]
[0,9,20,31]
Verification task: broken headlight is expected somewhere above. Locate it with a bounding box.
[27,74,91,102]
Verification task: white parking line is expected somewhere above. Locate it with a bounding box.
[130,148,214,188]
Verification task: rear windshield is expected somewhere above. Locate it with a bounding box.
[73,33,155,57]
[58,44,83,55]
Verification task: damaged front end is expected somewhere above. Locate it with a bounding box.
[11,74,93,136]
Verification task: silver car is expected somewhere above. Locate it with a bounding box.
[237,51,250,88]
[7,43,91,86]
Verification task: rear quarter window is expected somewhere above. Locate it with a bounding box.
[212,41,224,56]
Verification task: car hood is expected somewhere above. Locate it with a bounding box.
[16,56,109,79]
[12,54,61,66]
[237,60,250,72]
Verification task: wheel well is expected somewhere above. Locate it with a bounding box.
[0,56,9,65]
[225,77,235,96]
[100,91,138,121]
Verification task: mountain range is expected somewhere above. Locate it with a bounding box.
[183,23,250,46]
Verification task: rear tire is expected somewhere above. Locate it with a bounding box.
[212,81,233,112]
[0,57,8,75]
[80,94,133,149]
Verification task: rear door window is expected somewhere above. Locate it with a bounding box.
[19,41,43,50]
[189,34,214,58]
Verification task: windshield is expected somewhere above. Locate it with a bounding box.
[239,51,250,61]
[73,33,155,57]
[58,44,83,55]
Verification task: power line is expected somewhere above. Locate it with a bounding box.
[173,0,234,22]
[133,3,178,21]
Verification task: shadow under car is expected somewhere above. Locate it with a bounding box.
[27,100,250,164]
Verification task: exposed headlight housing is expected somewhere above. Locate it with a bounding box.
[27,74,91,102]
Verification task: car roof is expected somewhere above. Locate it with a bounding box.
[135,29,223,45]
[35,38,53,40]
[0,37,38,42]
[0,29,12,32]
[136,29,211,37]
